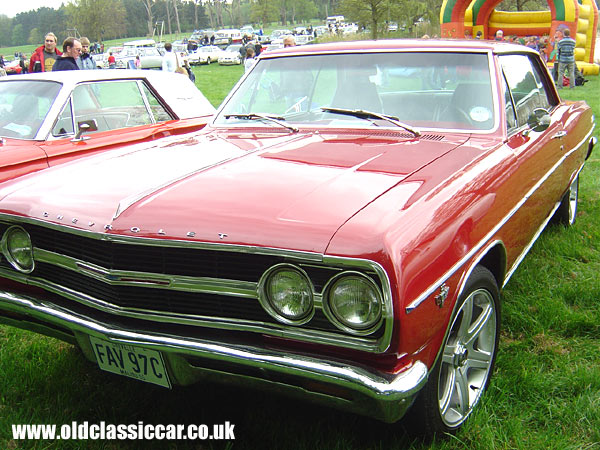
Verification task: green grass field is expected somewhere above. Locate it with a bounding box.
[0,66,599,449]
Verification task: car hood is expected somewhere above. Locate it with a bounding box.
[0,129,469,253]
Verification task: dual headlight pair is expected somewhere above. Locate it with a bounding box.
[258,264,383,335]
[0,226,34,273]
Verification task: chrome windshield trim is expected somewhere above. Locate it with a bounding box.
[213,49,500,135]
[406,125,595,313]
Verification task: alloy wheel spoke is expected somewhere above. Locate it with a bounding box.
[455,368,471,416]
[466,348,492,370]
[442,343,457,365]
[439,367,456,415]
[457,296,474,341]
[465,300,493,347]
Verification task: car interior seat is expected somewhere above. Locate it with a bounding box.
[331,70,383,113]
[446,83,494,129]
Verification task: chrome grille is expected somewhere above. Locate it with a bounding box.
[0,219,390,351]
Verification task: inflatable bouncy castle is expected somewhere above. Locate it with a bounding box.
[440,0,599,75]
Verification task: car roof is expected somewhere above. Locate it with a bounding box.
[1,70,169,84]
[0,70,215,121]
[260,38,537,58]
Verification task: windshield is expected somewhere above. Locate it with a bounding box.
[0,80,61,139]
[215,52,496,131]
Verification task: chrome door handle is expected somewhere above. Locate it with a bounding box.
[552,131,567,139]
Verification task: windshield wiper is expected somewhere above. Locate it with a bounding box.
[321,107,420,137]
[224,113,298,133]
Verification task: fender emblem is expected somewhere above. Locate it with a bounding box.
[218,233,228,240]
[435,284,449,308]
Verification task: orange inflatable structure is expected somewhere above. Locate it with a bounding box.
[440,0,599,75]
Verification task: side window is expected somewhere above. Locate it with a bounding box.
[52,98,74,136]
[141,84,172,122]
[499,54,552,128]
[71,81,153,133]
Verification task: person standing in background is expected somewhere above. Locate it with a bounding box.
[76,37,96,70]
[161,43,177,72]
[244,47,256,73]
[107,52,116,69]
[29,32,62,72]
[52,37,82,71]
[556,28,577,89]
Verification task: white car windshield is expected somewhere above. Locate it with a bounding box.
[0,80,61,139]
[215,52,497,131]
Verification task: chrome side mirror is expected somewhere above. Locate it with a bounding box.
[71,119,98,142]
[526,108,551,133]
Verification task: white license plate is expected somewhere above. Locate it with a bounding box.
[89,336,171,388]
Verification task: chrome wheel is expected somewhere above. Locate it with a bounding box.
[438,287,497,428]
[410,266,500,434]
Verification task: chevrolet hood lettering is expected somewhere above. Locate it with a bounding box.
[0,131,468,253]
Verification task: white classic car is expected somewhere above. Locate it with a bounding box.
[188,46,224,65]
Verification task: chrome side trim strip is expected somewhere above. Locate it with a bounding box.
[406,125,594,313]
[502,163,585,285]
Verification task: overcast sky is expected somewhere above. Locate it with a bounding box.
[3,0,67,18]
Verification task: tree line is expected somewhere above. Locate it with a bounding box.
[0,0,550,48]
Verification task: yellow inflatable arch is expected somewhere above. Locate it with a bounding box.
[440,0,599,75]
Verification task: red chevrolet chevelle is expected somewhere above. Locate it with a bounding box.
[0,40,595,434]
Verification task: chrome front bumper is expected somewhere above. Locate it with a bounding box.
[0,289,428,423]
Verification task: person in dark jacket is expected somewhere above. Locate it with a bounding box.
[29,32,62,72]
[52,37,82,71]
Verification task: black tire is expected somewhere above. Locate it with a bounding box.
[410,266,500,435]
[552,175,579,226]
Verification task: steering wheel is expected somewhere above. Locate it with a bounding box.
[444,104,474,127]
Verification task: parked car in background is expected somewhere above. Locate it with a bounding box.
[240,25,255,36]
[4,59,23,75]
[0,40,594,437]
[270,29,293,42]
[262,42,283,52]
[341,23,359,34]
[218,44,243,65]
[213,29,243,46]
[0,70,215,182]
[106,46,164,70]
[295,34,314,45]
[314,25,329,37]
[188,45,223,65]
[97,46,123,69]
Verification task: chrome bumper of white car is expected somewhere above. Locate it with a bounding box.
[0,289,428,423]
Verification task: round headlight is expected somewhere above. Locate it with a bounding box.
[1,226,34,273]
[259,265,314,325]
[325,274,382,334]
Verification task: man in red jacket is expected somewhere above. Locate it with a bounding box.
[29,32,62,72]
